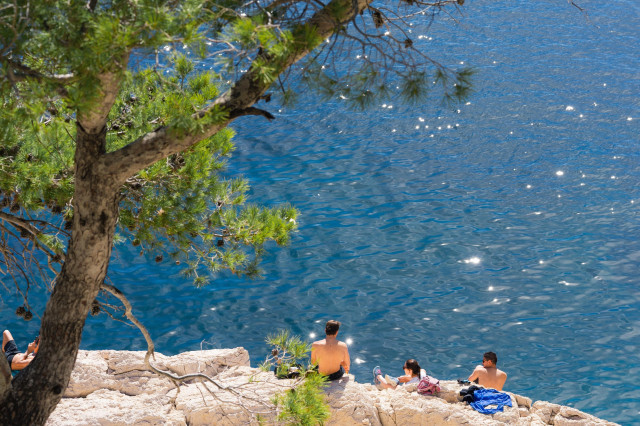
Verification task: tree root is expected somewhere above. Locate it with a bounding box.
[99,282,297,417]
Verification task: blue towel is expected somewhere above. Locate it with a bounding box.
[470,388,513,414]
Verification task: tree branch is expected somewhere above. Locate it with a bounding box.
[0,211,67,261]
[2,59,73,97]
[100,283,156,355]
[100,281,304,410]
[77,67,129,135]
[3,59,74,83]
[229,106,276,121]
[100,0,373,183]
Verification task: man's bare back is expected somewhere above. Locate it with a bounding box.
[468,365,507,390]
[311,337,350,375]
[468,351,507,390]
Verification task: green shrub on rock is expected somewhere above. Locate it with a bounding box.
[262,330,331,425]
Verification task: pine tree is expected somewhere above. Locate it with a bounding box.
[0,0,470,422]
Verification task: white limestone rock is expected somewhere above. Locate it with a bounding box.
[325,377,521,425]
[63,347,249,399]
[530,401,616,425]
[165,347,249,377]
[64,350,116,398]
[50,389,185,426]
[46,348,617,426]
[171,366,283,425]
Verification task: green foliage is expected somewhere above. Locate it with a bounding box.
[447,67,476,105]
[0,0,474,420]
[0,97,75,216]
[273,373,330,426]
[1,43,297,291]
[224,15,322,85]
[261,329,310,376]
[109,56,297,285]
[400,71,430,104]
[301,59,473,110]
[261,330,330,426]
[0,0,469,302]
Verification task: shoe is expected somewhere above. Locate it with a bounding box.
[372,366,383,385]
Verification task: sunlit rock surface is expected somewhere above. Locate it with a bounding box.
[46,349,616,425]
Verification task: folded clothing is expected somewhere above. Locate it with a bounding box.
[459,385,482,403]
[461,387,512,415]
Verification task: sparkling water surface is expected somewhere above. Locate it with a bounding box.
[2,0,639,423]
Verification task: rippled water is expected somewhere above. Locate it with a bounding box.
[2,0,639,423]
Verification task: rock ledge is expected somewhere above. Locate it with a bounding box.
[46,349,617,425]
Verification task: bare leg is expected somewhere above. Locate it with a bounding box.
[2,330,13,353]
[376,375,395,389]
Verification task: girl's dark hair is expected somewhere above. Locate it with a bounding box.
[404,359,421,377]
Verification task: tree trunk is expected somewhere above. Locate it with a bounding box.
[0,0,375,419]
[0,124,121,424]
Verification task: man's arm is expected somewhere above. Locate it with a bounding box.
[468,365,481,382]
[310,343,317,365]
[26,340,38,355]
[497,372,507,390]
[11,354,35,371]
[341,343,350,374]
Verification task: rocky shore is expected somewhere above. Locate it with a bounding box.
[46,348,616,425]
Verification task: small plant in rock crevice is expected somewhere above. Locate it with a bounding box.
[261,330,331,425]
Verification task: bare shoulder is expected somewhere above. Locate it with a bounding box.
[312,339,325,347]
[338,341,348,348]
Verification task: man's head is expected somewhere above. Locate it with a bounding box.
[325,320,341,336]
[28,336,40,354]
[483,351,497,367]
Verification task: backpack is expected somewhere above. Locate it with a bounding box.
[416,375,441,395]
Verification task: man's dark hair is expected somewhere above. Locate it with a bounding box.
[483,351,498,365]
[325,320,341,336]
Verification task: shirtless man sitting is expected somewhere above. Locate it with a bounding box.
[311,320,350,381]
[468,351,507,391]
[2,329,39,371]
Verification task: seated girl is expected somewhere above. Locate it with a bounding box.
[373,359,424,390]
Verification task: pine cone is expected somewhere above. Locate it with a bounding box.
[372,11,384,28]
[91,303,101,316]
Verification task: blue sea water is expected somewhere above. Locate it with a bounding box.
[2,0,639,423]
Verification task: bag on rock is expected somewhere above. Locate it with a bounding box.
[417,375,441,395]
